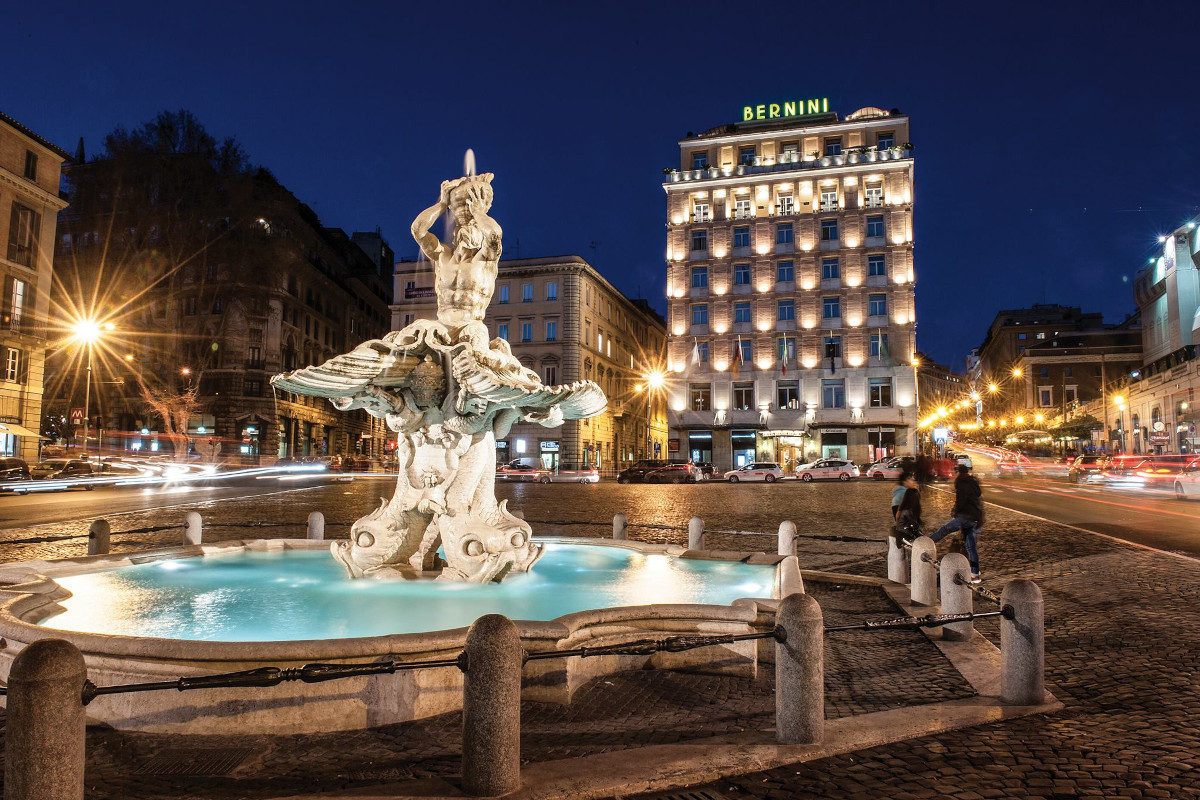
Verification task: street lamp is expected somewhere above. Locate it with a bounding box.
[71,319,112,458]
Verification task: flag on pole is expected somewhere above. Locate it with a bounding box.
[732,336,742,379]
[780,343,788,377]
[690,338,700,369]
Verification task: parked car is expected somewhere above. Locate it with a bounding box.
[340,455,375,472]
[498,462,552,483]
[795,459,860,482]
[645,463,699,484]
[1173,458,1200,499]
[693,462,718,480]
[617,459,682,484]
[1068,454,1112,483]
[865,457,904,481]
[547,462,599,484]
[30,458,96,489]
[0,457,31,484]
[723,462,784,483]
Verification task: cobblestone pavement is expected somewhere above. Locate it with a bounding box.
[2,479,1198,798]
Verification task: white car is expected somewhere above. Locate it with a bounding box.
[865,457,904,480]
[724,462,784,483]
[1173,459,1200,500]
[954,453,973,470]
[795,459,860,482]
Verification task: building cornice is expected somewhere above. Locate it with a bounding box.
[678,116,905,149]
[662,158,913,194]
[0,169,68,211]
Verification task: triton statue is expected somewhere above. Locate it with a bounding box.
[271,170,606,582]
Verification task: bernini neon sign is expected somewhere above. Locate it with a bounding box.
[742,98,830,121]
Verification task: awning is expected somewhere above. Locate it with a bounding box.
[0,423,47,439]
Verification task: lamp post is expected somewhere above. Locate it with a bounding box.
[71,320,110,458]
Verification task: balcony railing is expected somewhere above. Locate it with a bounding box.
[663,148,912,184]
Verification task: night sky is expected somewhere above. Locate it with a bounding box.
[5,1,1198,370]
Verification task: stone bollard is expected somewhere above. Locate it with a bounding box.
[886,531,908,584]
[688,517,705,550]
[183,511,203,545]
[87,519,111,556]
[910,536,938,606]
[5,639,87,800]
[939,553,973,641]
[461,614,523,797]
[1001,579,1045,706]
[775,591,823,745]
[613,512,627,540]
[777,520,797,557]
[307,511,325,541]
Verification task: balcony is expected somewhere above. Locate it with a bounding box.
[663,148,912,184]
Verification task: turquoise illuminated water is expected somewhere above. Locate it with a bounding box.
[38,543,776,642]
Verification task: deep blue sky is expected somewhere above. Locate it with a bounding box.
[6,1,1198,370]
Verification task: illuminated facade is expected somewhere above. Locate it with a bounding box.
[0,111,69,459]
[663,105,918,470]
[393,255,668,471]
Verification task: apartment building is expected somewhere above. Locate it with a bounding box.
[663,103,918,470]
[0,111,69,460]
[393,255,668,471]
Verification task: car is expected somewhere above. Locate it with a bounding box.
[693,462,718,480]
[498,462,552,483]
[992,457,1026,478]
[1173,459,1200,499]
[547,462,600,484]
[1134,455,1194,488]
[795,458,860,482]
[30,458,96,489]
[645,463,699,483]
[953,453,973,470]
[723,462,784,483]
[0,457,30,484]
[865,457,904,481]
[1068,454,1112,483]
[617,459,688,484]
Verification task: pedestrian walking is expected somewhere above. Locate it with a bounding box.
[929,465,984,582]
[913,453,931,491]
[891,469,922,547]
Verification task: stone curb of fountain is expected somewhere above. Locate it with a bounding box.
[261,572,1063,800]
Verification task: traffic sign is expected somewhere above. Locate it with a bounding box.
[70,408,84,422]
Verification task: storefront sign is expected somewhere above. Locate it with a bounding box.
[819,428,848,434]
[761,429,807,438]
[540,441,559,452]
[742,98,829,122]
[495,440,508,449]
[668,439,680,453]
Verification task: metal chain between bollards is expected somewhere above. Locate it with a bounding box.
[954,573,1003,605]
[823,607,1013,633]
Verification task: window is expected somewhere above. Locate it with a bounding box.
[691,152,708,169]
[869,378,893,407]
[522,284,533,302]
[734,263,751,285]
[820,219,839,241]
[1065,386,1077,403]
[822,258,840,280]
[7,204,40,267]
[184,296,197,315]
[497,323,509,340]
[822,379,845,408]
[244,379,262,397]
[777,380,800,409]
[823,336,842,358]
[696,342,709,363]
[206,263,218,281]
[739,146,755,165]
[692,305,709,325]
[877,132,895,149]
[777,260,794,283]
[819,185,838,211]
[777,195,794,216]
[691,230,708,251]
[247,346,262,367]
[1040,367,1049,378]
[23,151,37,181]
[1036,332,1046,339]
[734,198,753,219]
[1039,388,1053,407]
[778,337,796,361]
[868,254,886,277]
[546,282,558,300]
[404,313,414,326]
[866,216,884,238]
[870,333,890,359]
[823,297,840,319]
[691,267,708,288]
[733,227,750,248]
[4,347,21,383]
[824,137,842,156]
[690,383,712,411]
[211,296,223,314]
[734,302,751,323]
[694,202,711,222]
[776,223,794,244]
[498,285,510,303]
[521,322,532,342]
[3,277,26,331]
[778,300,795,321]
[544,365,558,385]
[738,339,753,362]
[865,183,883,207]
[732,381,755,410]
[405,280,416,292]
[1064,366,1073,377]
[546,321,557,341]
[869,294,887,316]
[1017,332,1027,340]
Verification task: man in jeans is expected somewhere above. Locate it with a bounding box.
[930,465,984,582]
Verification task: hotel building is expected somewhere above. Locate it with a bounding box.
[393,255,669,471]
[663,103,918,471]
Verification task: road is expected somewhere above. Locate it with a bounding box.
[959,450,1200,558]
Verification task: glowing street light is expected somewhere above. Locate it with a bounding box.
[1012,368,1023,378]
[988,383,998,393]
[645,370,666,390]
[1034,413,1045,423]
[71,319,110,457]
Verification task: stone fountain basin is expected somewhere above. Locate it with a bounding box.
[0,538,799,734]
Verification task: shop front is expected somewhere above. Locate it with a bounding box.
[759,430,807,472]
[867,427,896,462]
[540,440,559,470]
[818,428,848,460]
[687,430,713,464]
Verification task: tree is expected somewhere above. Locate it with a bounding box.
[140,383,201,462]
